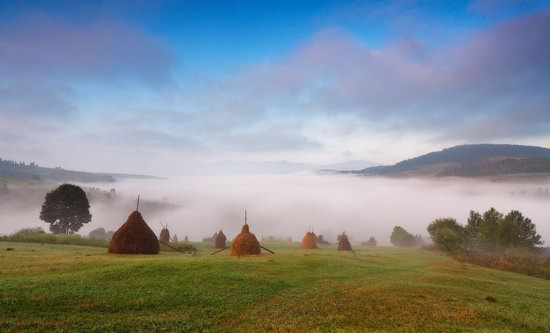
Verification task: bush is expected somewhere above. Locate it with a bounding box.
[428,218,466,252]
[1,228,107,247]
[455,251,550,280]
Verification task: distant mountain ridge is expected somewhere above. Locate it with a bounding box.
[0,158,159,183]
[355,144,550,177]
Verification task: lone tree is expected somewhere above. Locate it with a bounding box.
[40,184,92,234]
[390,226,417,247]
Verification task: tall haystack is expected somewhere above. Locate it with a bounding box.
[230,223,261,256]
[108,211,159,254]
[301,231,318,249]
[159,223,170,243]
[214,229,226,249]
[338,232,353,251]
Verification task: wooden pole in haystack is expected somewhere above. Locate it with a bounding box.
[260,245,275,254]
[136,195,140,212]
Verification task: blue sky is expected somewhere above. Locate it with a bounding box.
[1,0,549,174]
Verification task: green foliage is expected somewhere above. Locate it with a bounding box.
[428,218,466,252]
[390,226,417,247]
[498,211,543,250]
[477,208,502,251]
[465,211,482,250]
[429,209,544,254]
[1,229,106,247]
[39,184,92,234]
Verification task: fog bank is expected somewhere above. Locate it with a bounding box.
[1,174,549,245]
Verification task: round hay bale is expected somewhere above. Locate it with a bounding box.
[159,227,170,243]
[230,224,260,256]
[301,231,318,249]
[108,211,159,254]
[214,229,227,249]
[338,233,353,251]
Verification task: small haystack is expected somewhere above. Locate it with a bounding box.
[338,232,353,251]
[230,223,261,256]
[214,229,227,249]
[184,235,189,242]
[172,234,178,242]
[108,211,159,254]
[159,222,170,243]
[301,231,318,249]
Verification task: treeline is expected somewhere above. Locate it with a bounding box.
[1,227,107,247]
[428,208,548,279]
[390,226,423,247]
[439,158,550,177]
[0,158,115,183]
[428,208,543,252]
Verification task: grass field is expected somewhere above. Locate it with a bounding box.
[1,242,549,332]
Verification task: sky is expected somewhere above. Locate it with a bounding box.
[1,0,550,175]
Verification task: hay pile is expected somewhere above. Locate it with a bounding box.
[301,231,318,249]
[338,232,353,251]
[159,224,170,243]
[172,234,178,242]
[108,211,159,254]
[230,224,261,256]
[214,229,226,249]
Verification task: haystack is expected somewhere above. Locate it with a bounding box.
[214,229,227,249]
[108,211,159,254]
[338,232,353,251]
[159,224,170,243]
[301,231,318,249]
[172,234,178,242]
[230,223,261,256]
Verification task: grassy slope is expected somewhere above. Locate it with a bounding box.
[1,242,549,332]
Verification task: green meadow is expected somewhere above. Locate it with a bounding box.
[1,242,549,332]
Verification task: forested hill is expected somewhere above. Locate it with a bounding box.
[0,159,116,182]
[356,144,550,177]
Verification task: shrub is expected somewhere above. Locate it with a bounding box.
[427,218,466,252]
[455,251,550,280]
[1,228,107,247]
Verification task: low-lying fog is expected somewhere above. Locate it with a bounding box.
[1,174,549,245]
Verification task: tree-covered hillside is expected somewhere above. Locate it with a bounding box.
[0,158,115,182]
[359,144,550,177]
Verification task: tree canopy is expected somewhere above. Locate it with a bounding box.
[39,184,92,234]
[427,218,465,252]
[428,208,543,253]
[390,226,417,247]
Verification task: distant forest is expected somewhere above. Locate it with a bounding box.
[359,144,550,176]
[0,158,115,183]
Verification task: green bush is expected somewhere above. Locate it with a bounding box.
[1,228,107,247]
